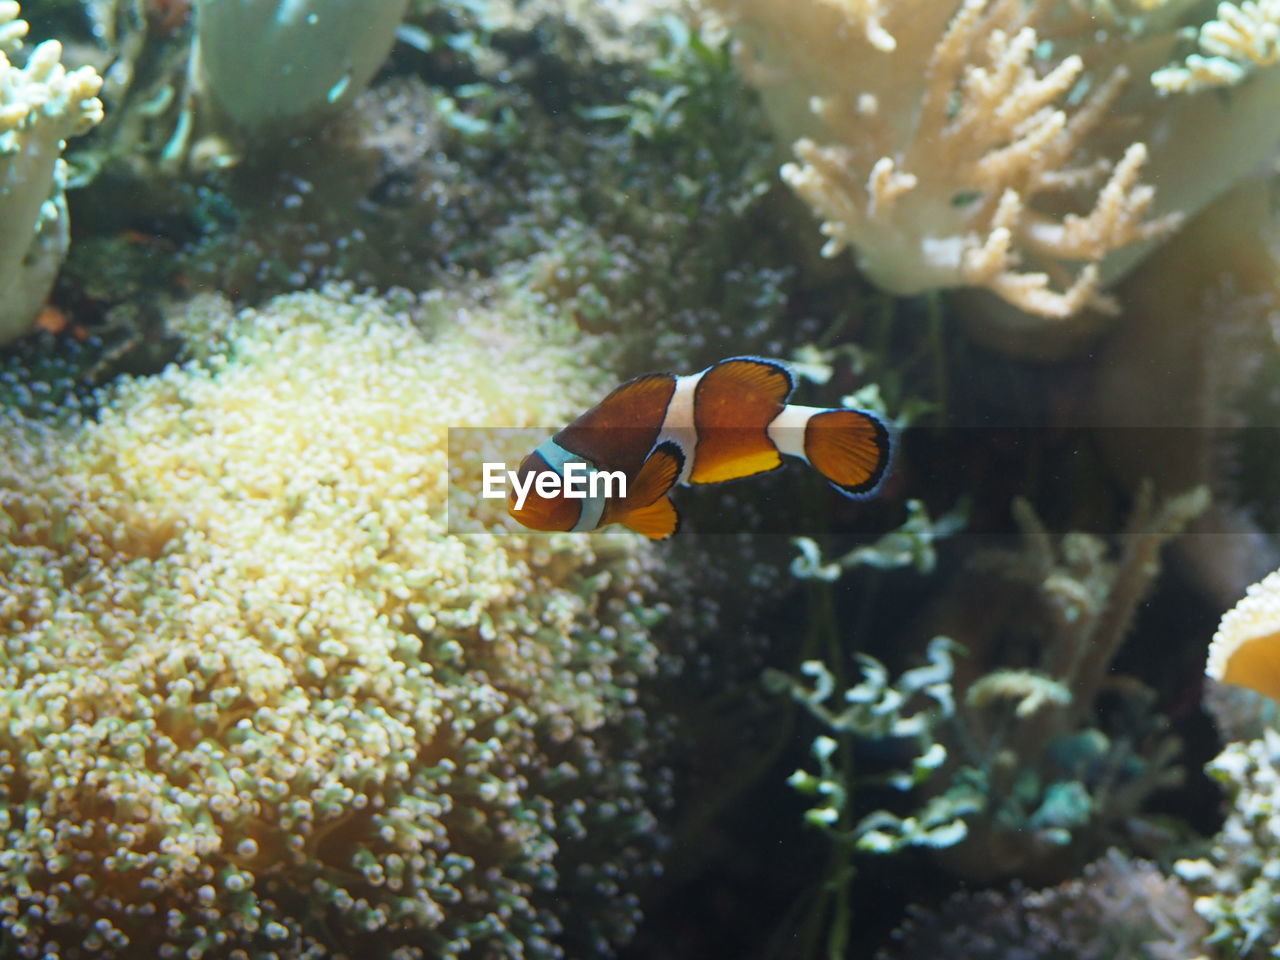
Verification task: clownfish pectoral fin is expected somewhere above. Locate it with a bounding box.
[626,440,684,507]
[610,440,683,538]
[804,409,892,498]
[621,495,680,539]
[689,357,792,484]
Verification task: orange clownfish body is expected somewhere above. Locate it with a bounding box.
[507,356,891,539]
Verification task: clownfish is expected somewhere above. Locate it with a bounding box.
[507,356,891,539]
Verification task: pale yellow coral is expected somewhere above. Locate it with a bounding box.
[1154,0,1280,93]
[705,0,1280,348]
[0,286,667,958]
[1207,569,1280,701]
[964,669,1072,717]
[0,1,103,344]
[706,0,1183,321]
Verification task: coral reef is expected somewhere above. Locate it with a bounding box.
[0,285,671,958]
[6,0,1267,957]
[1154,0,1280,93]
[0,0,102,345]
[756,486,1207,955]
[58,3,798,378]
[768,635,970,853]
[773,482,1206,954]
[888,849,1208,960]
[927,489,1207,881]
[763,502,971,958]
[700,0,1280,341]
[1175,731,1280,959]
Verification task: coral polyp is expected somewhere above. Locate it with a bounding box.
[0,286,669,959]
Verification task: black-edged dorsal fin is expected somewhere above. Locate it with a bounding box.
[556,372,677,478]
[689,357,792,484]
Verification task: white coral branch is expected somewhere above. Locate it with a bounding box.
[856,0,898,51]
[0,1,26,53]
[867,156,917,220]
[963,191,1115,319]
[712,0,1184,322]
[1202,0,1280,64]
[990,263,1112,320]
[962,188,1024,285]
[1023,144,1182,261]
[0,3,103,345]
[783,138,869,257]
[1154,0,1280,92]
[921,0,989,121]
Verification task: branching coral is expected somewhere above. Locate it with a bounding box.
[700,0,1280,335]
[766,636,972,853]
[888,849,1208,960]
[0,286,671,958]
[928,488,1208,880]
[1154,0,1280,93]
[0,0,102,345]
[701,0,1181,320]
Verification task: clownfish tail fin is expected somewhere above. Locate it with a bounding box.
[622,496,680,539]
[804,408,892,498]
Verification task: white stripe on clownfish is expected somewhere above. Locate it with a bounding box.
[653,364,811,486]
[766,403,823,461]
[532,437,609,532]
[653,369,705,485]
[651,400,850,483]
